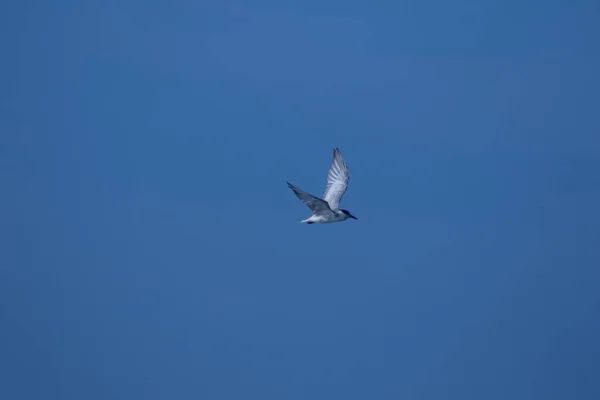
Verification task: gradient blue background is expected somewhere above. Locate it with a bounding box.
[2,1,600,399]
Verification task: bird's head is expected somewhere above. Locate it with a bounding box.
[341,209,358,220]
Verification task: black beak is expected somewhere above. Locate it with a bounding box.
[350,215,358,220]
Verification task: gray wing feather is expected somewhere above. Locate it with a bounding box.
[287,182,332,214]
[322,148,349,210]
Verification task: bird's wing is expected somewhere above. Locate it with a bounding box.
[322,148,349,210]
[287,182,332,214]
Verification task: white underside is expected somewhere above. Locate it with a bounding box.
[301,212,349,224]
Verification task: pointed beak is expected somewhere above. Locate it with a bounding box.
[350,215,358,220]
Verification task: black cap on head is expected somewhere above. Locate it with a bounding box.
[342,209,358,220]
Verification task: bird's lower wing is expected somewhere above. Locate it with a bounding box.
[287,182,332,214]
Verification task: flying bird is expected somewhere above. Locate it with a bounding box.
[287,148,358,224]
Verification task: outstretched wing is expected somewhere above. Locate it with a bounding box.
[322,148,349,210]
[287,182,332,214]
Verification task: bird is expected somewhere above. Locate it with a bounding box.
[287,148,358,224]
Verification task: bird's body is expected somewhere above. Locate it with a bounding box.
[300,210,354,224]
[287,148,358,224]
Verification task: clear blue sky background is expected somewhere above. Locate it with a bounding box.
[2,1,599,399]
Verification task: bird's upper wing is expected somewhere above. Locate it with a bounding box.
[322,148,349,210]
[287,182,332,214]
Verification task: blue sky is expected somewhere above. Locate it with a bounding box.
[2,1,599,399]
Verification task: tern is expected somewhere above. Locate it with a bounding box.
[287,148,358,224]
